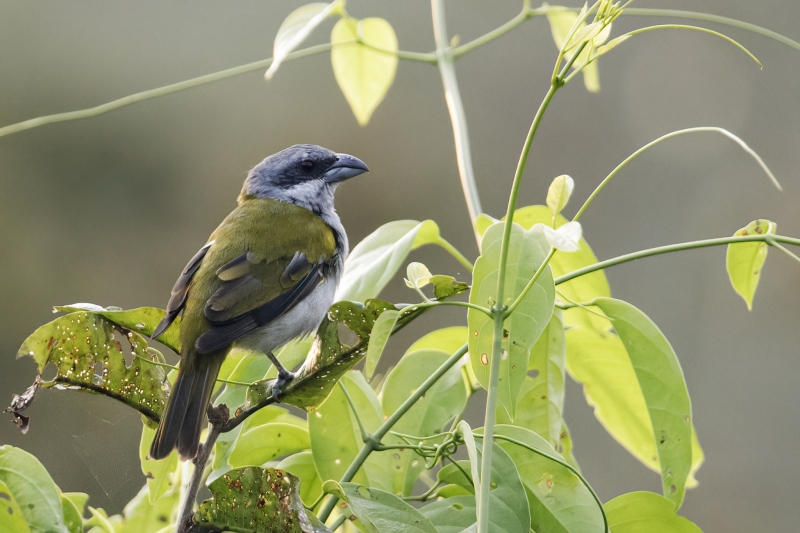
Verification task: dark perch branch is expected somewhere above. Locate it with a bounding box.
[177,403,229,533]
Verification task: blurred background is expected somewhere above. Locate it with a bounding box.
[1,0,799,530]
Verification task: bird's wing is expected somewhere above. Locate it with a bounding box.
[152,242,213,338]
[155,198,338,354]
[193,250,327,353]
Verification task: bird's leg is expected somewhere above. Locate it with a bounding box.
[267,352,294,402]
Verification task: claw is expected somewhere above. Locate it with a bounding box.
[272,370,295,403]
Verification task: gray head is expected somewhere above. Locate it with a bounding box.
[241,144,369,214]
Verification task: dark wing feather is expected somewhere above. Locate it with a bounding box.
[152,242,212,339]
[195,259,325,353]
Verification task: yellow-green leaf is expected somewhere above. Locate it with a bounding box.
[265,1,344,80]
[566,322,704,502]
[606,491,703,533]
[331,17,398,125]
[726,219,776,310]
[511,205,610,332]
[139,425,179,504]
[546,174,574,216]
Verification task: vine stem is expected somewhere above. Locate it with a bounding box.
[573,127,781,222]
[432,0,483,245]
[317,343,468,523]
[555,234,800,286]
[478,77,560,533]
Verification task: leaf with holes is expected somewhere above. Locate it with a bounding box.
[381,349,468,495]
[430,275,469,300]
[606,491,703,533]
[336,220,440,303]
[468,222,555,418]
[244,300,398,411]
[13,309,169,428]
[497,310,566,448]
[57,303,181,352]
[0,479,32,533]
[576,298,695,507]
[420,496,476,533]
[726,219,776,310]
[331,17,398,125]
[190,467,331,533]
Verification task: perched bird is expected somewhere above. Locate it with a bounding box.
[149,144,369,460]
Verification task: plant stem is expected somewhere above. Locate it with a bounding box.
[437,237,475,270]
[415,300,493,317]
[478,78,560,533]
[338,381,370,443]
[573,127,781,222]
[452,0,534,57]
[622,8,800,52]
[555,234,800,286]
[504,247,556,317]
[176,404,228,533]
[330,513,349,531]
[317,343,468,523]
[432,0,483,244]
[0,39,429,140]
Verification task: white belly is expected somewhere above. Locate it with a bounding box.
[234,276,338,355]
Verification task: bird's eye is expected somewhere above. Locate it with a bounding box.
[300,160,315,173]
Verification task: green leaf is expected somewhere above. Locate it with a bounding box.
[209,405,291,484]
[726,219,776,310]
[591,299,693,506]
[214,348,270,408]
[57,304,180,353]
[335,482,438,533]
[245,300,398,410]
[139,424,179,504]
[331,17,398,125]
[16,309,168,425]
[486,425,605,533]
[605,491,703,533]
[0,480,32,533]
[277,452,323,508]
[546,175,575,216]
[468,222,555,418]
[337,220,440,303]
[119,484,179,533]
[437,461,474,493]
[566,325,704,488]
[419,496,476,533]
[475,214,499,239]
[365,309,399,380]
[430,275,470,300]
[497,310,566,448]
[309,372,392,491]
[432,442,531,533]
[229,421,310,467]
[61,493,86,533]
[571,299,696,507]
[0,446,68,533]
[408,327,469,355]
[85,506,120,533]
[191,467,331,533]
[265,1,344,79]
[381,349,468,494]
[511,206,610,332]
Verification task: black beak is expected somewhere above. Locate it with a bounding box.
[322,153,369,183]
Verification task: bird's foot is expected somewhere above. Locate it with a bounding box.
[272,370,295,403]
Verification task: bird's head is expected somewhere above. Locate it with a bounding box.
[240,144,369,211]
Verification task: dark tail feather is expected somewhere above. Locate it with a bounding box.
[150,355,223,461]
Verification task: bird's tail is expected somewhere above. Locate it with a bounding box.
[150,353,223,460]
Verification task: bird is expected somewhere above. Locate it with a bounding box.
[148,144,369,460]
